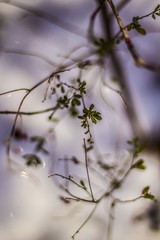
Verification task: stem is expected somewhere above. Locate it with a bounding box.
[0,88,29,96]
[84,138,94,201]
[72,204,97,239]
[0,48,57,66]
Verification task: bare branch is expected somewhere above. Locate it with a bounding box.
[0,107,57,115]
[0,88,29,96]
[0,48,57,66]
[88,0,106,41]
[0,0,86,38]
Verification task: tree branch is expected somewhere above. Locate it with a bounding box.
[0,48,57,66]
[0,0,86,38]
[107,0,160,71]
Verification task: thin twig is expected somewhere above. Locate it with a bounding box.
[48,173,91,196]
[84,138,94,201]
[0,48,57,66]
[113,195,143,203]
[0,0,86,38]
[97,147,136,202]
[0,88,29,96]
[107,200,116,240]
[0,107,58,115]
[88,0,106,41]
[72,204,97,239]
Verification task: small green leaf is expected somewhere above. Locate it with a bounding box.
[143,193,157,202]
[94,115,102,121]
[142,186,157,202]
[155,12,160,16]
[61,86,65,93]
[136,27,146,35]
[132,159,146,170]
[71,156,79,164]
[89,104,94,111]
[152,14,156,20]
[91,116,97,124]
[80,180,87,190]
[154,4,160,12]
[127,24,132,31]
[78,115,84,120]
[74,94,81,99]
[71,98,81,107]
[142,186,150,195]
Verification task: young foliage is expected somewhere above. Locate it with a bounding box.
[142,186,157,202]
[23,154,42,167]
[132,159,146,170]
[30,136,49,155]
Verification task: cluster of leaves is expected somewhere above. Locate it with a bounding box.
[127,16,146,35]
[78,104,102,127]
[126,5,160,35]
[142,186,157,202]
[30,136,49,155]
[151,5,160,20]
[94,38,115,56]
[69,79,86,117]
[116,5,160,44]
[49,75,88,119]
[132,158,146,170]
[23,154,41,167]
[22,135,48,167]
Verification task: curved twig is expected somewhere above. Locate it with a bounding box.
[0,48,57,66]
[0,0,86,38]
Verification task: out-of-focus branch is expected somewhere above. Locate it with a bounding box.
[0,48,57,66]
[0,88,29,96]
[0,107,57,115]
[97,0,139,135]
[0,0,86,38]
[107,0,160,71]
[88,0,106,41]
[116,0,132,12]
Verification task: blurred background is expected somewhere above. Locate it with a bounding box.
[0,0,160,239]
